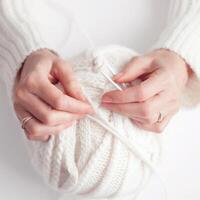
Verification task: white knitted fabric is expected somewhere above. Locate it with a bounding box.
[27,45,162,200]
[0,1,199,199]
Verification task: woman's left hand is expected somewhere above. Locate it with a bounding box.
[101,49,190,133]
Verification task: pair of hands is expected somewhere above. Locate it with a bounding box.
[13,48,189,141]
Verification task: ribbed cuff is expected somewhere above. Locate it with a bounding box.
[152,2,200,106]
[3,44,47,106]
[152,27,200,80]
[0,0,68,106]
[153,38,200,107]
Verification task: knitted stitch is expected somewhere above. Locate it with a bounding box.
[0,0,199,198]
[26,45,163,200]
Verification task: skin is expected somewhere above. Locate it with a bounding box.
[13,49,94,141]
[101,49,190,133]
[13,48,190,141]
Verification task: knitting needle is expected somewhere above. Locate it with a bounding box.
[101,70,123,91]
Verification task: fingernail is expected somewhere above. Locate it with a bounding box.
[112,72,124,81]
[102,96,113,103]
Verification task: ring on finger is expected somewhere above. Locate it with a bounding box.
[21,116,34,129]
[157,112,164,123]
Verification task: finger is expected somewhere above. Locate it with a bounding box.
[16,105,51,142]
[112,56,152,83]
[31,80,94,114]
[102,69,165,103]
[131,100,179,124]
[15,105,73,141]
[53,60,86,101]
[136,68,167,100]
[26,118,73,138]
[132,111,176,133]
[18,91,85,126]
[24,130,50,142]
[101,102,148,119]
[101,91,174,123]
[25,120,72,141]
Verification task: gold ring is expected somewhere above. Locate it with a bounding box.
[21,116,33,129]
[157,112,164,123]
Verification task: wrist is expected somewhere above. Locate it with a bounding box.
[27,48,59,61]
[157,48,189,88]
[168,49,190,87]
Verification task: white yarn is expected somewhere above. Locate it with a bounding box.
[27,45,164,200]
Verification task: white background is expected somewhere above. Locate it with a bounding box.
[0,0,200,200]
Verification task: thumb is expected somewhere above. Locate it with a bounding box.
[53,60,86,101]
[113,56,151,83]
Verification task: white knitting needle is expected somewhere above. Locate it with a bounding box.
[101,70,123,91]
[103,61,127,90]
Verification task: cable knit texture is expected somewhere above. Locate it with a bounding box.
[0,0,200,199]
[26,46,162,200]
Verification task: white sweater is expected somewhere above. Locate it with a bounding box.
[0,0,200,105]
[0,1,200,199]
[0,0,199,102]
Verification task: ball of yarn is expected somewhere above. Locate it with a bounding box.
[27,45,162,200]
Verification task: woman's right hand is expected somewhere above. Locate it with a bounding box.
[13,49,94,142]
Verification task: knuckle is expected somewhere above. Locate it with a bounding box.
[29,125,40,137]
[24,74,36,90]
[42,112,56,125]
[52,95,65,110]
[14,87,24,100]
[56,59,71,69]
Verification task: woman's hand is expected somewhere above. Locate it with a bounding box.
[13,49,94,141]
[101,49,189,133]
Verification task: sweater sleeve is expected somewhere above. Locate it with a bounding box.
[0,0,70,103]
[153,0,200,106]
